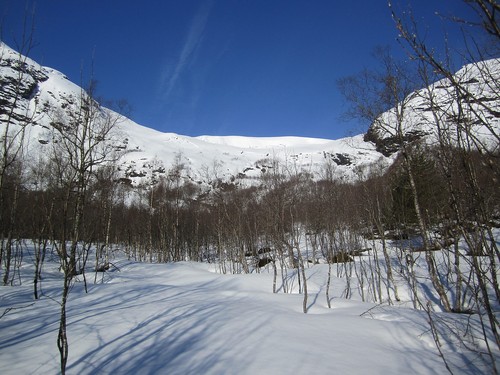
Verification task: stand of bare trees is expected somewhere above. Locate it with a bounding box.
[389,1,499,371]
[1,109,498,372]
[335,1,499,371]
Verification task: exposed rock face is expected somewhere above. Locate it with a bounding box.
[364,128,429,157]
[0,50,48,125]
[324,152,353,166]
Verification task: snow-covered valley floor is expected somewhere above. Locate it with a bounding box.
[0,249,496,374]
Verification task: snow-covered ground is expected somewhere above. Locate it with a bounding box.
[0,242,496,374]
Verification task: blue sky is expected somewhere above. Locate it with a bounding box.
[1,0,476,139]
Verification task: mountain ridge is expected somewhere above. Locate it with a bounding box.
[1,41,498,188]
[0,41,389,186]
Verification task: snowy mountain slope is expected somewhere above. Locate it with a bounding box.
[1,41,498,187]
[116,127,387,185]
[0,41,389,186]
[366,58,500,156]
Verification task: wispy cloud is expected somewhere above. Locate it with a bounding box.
[160,0,213,101]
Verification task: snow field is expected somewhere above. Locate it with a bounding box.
[1,241,496,374]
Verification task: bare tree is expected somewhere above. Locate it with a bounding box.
[338,48,453,311]
[45,77,124,374]
[388,0,500,370]
[0,14,39,285]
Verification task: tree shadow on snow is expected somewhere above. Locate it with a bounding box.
[66,278,270,374]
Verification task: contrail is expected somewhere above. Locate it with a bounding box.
[161,0,213,100]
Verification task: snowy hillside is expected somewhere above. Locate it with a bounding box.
[2,41,498,186]
[366,58,500,156]
[115,124,387,185]
[0,42,389,186]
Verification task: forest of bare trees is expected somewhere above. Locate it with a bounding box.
[0,0,499,374]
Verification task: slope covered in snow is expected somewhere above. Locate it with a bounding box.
[0,243,493,375]
[116,126,386,184]
[0,41,388,186]
[366,58,500,156]
[1,42,499,187]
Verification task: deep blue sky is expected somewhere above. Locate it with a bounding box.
[1,0,476,139]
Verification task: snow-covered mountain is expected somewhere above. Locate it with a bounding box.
[0,42,391,186]
[366,58,500,156]
[1,41,498,187]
